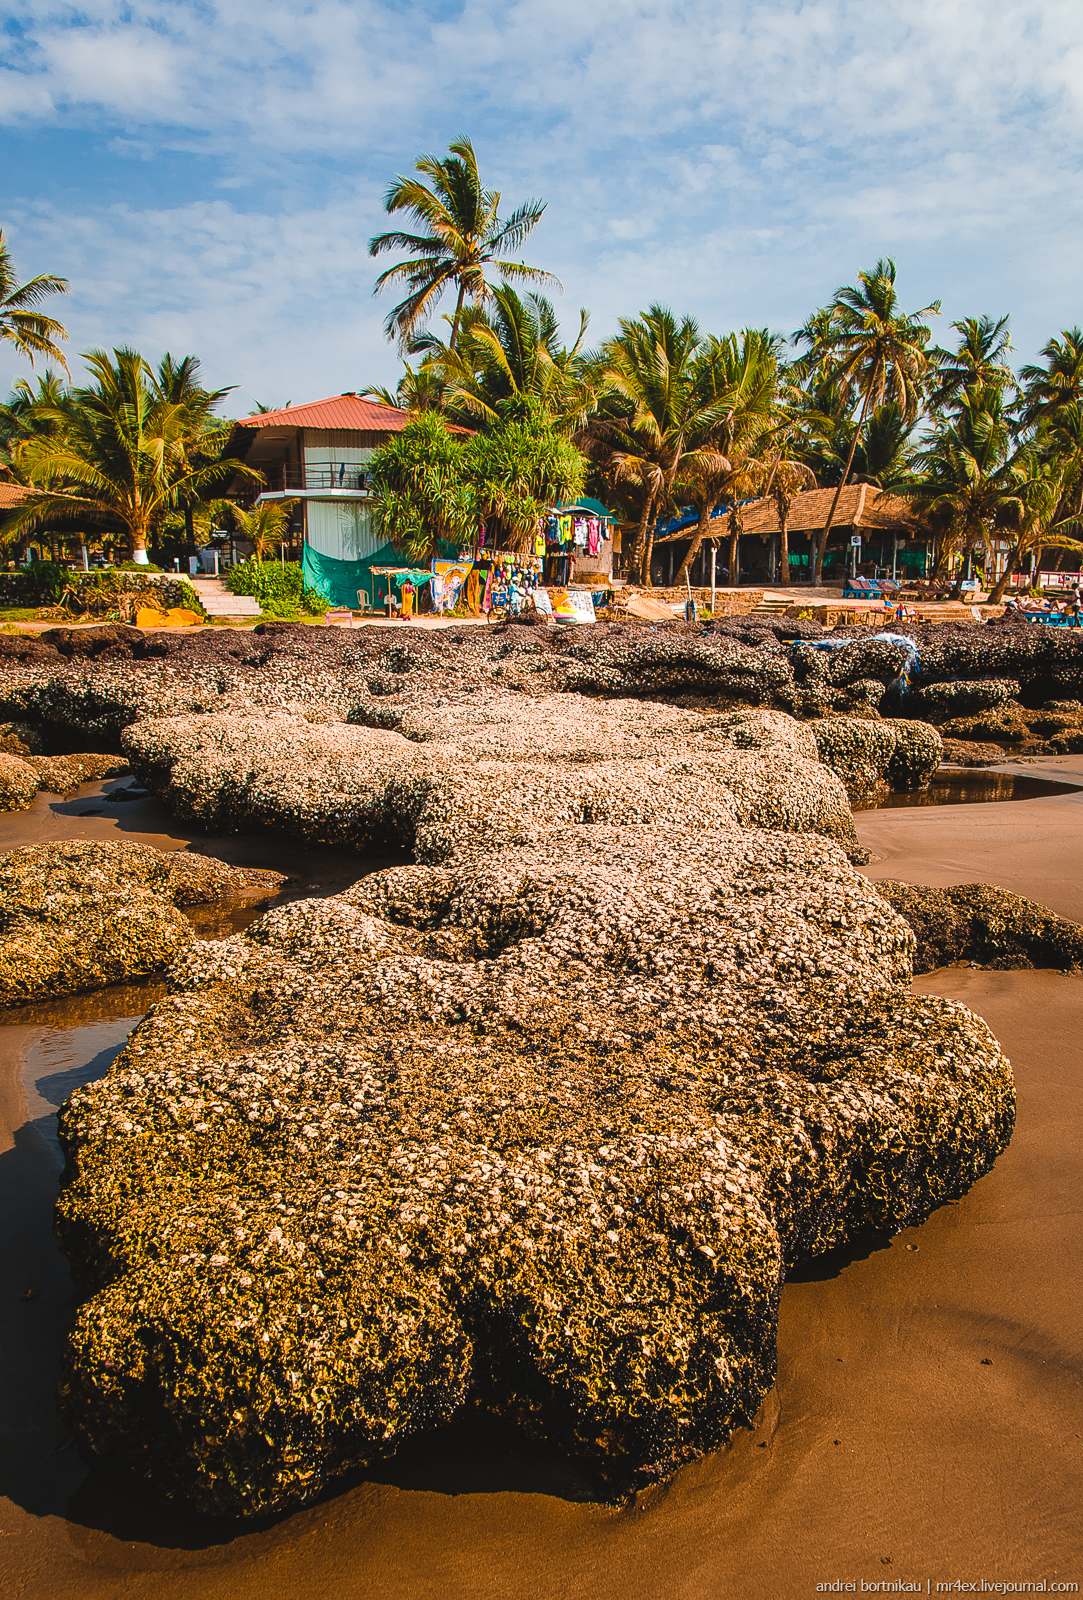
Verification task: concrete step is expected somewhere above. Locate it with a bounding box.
[189,576,262,617]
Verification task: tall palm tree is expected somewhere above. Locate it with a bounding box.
[928,314,1014,413]
[984,455,1082,603]
[369,137,556,350]
[421,285,598,433]
[762,448,816,585]
[149,352,235,548]
[912,390,1030,594]
[1021,328,1083,424]
[795,259,939,581]
[671,329,782,585]
[591,307,732,586]
[3,347,257,562]
[853,402,918,491]
[0,230,69,371]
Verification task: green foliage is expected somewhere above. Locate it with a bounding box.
[369,411,476,563]
[370,401,586,563]
[0,560,67,605]
[466,397,585,539]
[225,558,324,618]
[369,136,554,349]
[1,348,256,559]
[0,229,69,371]
[0,567,204,617]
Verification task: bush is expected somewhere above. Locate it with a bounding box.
[224,559,325,618]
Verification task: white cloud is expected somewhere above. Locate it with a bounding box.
[1,1,1082,400]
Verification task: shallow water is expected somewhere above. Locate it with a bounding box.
[862,768,1082,809]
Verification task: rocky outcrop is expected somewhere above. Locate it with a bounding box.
[123,701,863,859]
[876,880,1083,973]
[0,749,130,812]
[0,840,284,1006]
[57,825,1014,1517]
[810,717,943,799]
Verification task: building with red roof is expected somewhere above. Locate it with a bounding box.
[228,393,432,607]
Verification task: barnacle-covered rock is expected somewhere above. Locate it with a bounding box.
[0,840,284,1006]
[876,880,1083,973]
[913,679,1021,719]
[810,717,943,799]
[940,738,1008,766]
[0,719,46,755]
[124,700,862,858]
[0,752,41,812]
[57,826,1015,1516]
[0,749,129,811]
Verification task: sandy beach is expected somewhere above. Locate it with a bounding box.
[0,771,1080,1599]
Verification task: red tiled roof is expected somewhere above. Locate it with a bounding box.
[236,394,416,432]
[0,482,33,509]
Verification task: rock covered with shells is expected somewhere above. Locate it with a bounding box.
[123,699,863,858]
[57,823,1015,1516]
[0,840,284,1006]
[876,879,1083,973]
[810,717,943,799]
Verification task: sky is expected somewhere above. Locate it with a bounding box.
[2,0,1082,416]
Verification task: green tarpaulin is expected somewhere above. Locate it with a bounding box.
[302,540,403,608]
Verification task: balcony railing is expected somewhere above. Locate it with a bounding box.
[264,466,374,494]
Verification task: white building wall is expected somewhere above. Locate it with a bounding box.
[304,499,383,562]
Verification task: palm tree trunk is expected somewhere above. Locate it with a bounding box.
[626,491,656,587]
[129,518,150,565]
[640,524,657,586]
[727,531,740,585]
[779,511,791,585]
[988,538,1026,605]
[675,507,713,586]
[449,283,468,352]
[813,392,870,583]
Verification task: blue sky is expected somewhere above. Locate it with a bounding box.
[2,0,1082,415]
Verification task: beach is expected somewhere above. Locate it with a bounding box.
[0,769,1079,1599]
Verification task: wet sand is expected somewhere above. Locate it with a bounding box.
[1,775,1081,1597]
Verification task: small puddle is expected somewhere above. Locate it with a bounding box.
[863,769,1083,809]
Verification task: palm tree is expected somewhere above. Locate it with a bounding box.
[795,259,939,581]
[762,448,816,585]
[671,329,782,586]
[0,230,69,371]
[983,455,1082,603]
[929,314,1014,413]
[362,362,446,413]
[853,402,918,490]
[592,307,729,586]
[149,352,235,549]
[912,390,1030,595]
[369,137,556,350]
[210,497,298,561]
[420,285,598,433]
[0,370,72,471]
[3,347,258,563]
[1021,328,1083,424]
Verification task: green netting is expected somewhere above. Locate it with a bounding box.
[302,540,460,609]
[302,540,403,607]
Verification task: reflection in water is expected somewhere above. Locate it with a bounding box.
[864,769,1082,809]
